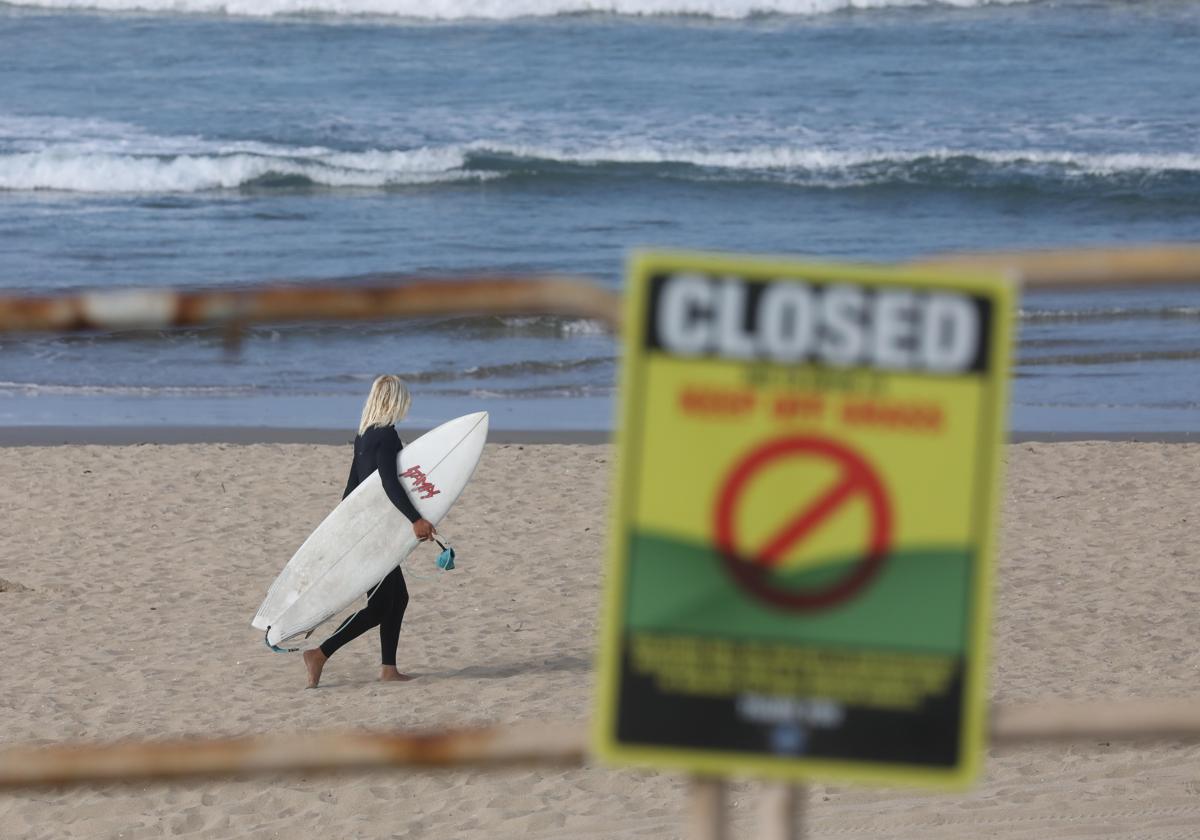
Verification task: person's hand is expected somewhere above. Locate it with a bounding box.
[412,518,436,542]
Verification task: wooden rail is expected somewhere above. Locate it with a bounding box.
[1,244,1198,338]
[0,274,623,335]
[912,243,1200,289]
[4,700,1200,790]
[0,721,587,789]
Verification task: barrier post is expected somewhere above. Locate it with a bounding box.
[760,783,805,840]
[687,777,728,840]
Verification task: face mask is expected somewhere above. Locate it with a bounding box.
[433,537,456,571]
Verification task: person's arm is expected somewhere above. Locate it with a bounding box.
[342,457,358,501]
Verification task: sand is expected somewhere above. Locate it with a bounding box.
[3,439,1200,839]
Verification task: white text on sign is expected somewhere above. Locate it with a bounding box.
[653,274,984,373]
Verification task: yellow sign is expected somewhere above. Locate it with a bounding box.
[594,250,1014,787]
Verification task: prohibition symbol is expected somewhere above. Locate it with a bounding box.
[714,435,892,611]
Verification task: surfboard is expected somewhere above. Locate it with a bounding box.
[252,411,489,649]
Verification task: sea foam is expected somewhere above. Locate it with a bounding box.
[0,0,1035,19]
[0,148,479,192]
[4,139,1196,193]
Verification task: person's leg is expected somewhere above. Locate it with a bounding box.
[379,567,413,681]
[302,578,387,688]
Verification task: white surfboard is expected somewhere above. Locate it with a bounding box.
[253,411,488,649]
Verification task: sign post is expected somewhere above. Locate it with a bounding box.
[595,251,1014,791]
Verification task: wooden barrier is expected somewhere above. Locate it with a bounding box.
[912,243,1200,289]
[0,274,623,335]
[4,699,1200,791]
[0,721,587,789]
[1,244,1198,339]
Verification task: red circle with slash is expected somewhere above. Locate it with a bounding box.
[714,435,892,611]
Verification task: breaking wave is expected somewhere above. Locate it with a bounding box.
[0,147,483,193]
[0,380,265,396]
[0,0,1037,20]
[3,138,1197,194]
[1020,306,1200,323]
[1019,349,1200,367]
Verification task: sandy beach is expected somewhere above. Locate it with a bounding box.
[3,438,1200,839]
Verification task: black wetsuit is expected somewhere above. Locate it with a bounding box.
[319,424,421,666]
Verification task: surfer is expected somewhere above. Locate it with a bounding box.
[303,374,434,689]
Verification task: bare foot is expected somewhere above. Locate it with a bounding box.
[380,666,415,682]
[303,648,327,689]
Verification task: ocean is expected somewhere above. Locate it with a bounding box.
[1,0,1198,434]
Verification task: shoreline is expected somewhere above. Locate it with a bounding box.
[0,425,1198,446]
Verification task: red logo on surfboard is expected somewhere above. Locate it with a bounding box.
[401,465,441,500]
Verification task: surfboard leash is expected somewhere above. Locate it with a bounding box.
[263,627,302,654]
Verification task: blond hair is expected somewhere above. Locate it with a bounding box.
[358,375,412,434]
